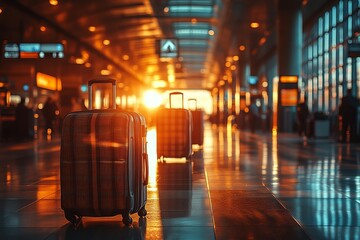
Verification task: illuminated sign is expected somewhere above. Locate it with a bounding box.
[36,72,62,91]
[3,43,64,59]
[280,75,298,83]
[280,89,298,106]
[159,39,179,58]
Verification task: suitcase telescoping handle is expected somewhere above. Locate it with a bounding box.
[169,91,184,109]
[188,98,197,111]
[88,78,117,110]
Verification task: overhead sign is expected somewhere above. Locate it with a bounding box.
[36,72,62,91]
[3,43,64,59]
[159,39,179,58]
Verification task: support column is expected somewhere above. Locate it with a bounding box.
[276,0,303,132]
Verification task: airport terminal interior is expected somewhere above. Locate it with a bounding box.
[1,0,360,239]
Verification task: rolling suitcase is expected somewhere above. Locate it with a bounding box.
[188,98,204,146]
[156,92,192,160]
[60,78,148,226]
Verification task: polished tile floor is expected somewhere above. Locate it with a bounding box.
[0,122,360,239]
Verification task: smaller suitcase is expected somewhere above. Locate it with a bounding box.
[188,98,204,146]
[156,92,192,160]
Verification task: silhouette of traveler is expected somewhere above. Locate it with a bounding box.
[15,97,30,140]
[42,97,59,135]
[249,101,259,133]
[296,98,309,137]
[339,89,359,142]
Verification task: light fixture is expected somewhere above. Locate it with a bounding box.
[49,0,58,6]
[75,58,84,64]
[88,26,96,32]
[259,37,266,45]
[103,39,110,46]
[239,45,246,51]
[208,30,215,36]
[164,7,169,13]
[250,22,260,28]
[40,26,46,32]
[122,55,129,60]
[100,69,111,75]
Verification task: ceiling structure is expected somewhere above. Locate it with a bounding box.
[0,0,281,91]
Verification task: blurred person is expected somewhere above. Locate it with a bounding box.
[339,88,359,142]
[70,97,82,112]
[42,96,59,135]
[15,97,30,140]
[296,97,309,137]
[249,101,259,133]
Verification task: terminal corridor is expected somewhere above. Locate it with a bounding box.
[1,122,359,240]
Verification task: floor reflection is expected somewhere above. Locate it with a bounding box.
[57,218,146,240]
[0,122,360,239]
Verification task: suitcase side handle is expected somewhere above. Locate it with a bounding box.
[187,98,197,110]
[143,153,149,185]
[169,91,184,109]
[88,78,117,110]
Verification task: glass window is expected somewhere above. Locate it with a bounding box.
[339,66,344,84]
[348,0,353,15]
[339,0,344,21]
[324,52,329,69]
[319,36,323,54]
[324,32,329,50]
[332,6,337,27]
[339,45,344,65]
[319,74,323,89]
[325,12,330,32]
[348,16,353,37]
[332,48,337,68]
[308,45,313,59]
[313,42,318,57]
[331,28,337,47]
[338,24,344,42]
[346,58,352,87]
[319,17,323,35]
[324,86,329,112]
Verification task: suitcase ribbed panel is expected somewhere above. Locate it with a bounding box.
[156,108,192,158]
[127,112,147,213]
[60,111,134,216]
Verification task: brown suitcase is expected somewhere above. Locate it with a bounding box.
[156,92,192,160]
[60,78,148,226]
[188,98,204,146]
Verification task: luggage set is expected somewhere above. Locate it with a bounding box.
[156,92,204,161]
[60,81,204,226]
[60,79,148,226]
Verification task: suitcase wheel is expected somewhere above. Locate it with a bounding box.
[138,206,147,217]
[122,213,133,226]
[65,211,82,227]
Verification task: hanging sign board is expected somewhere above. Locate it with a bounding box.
[159,39,179,58]
[3,43,64,59]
